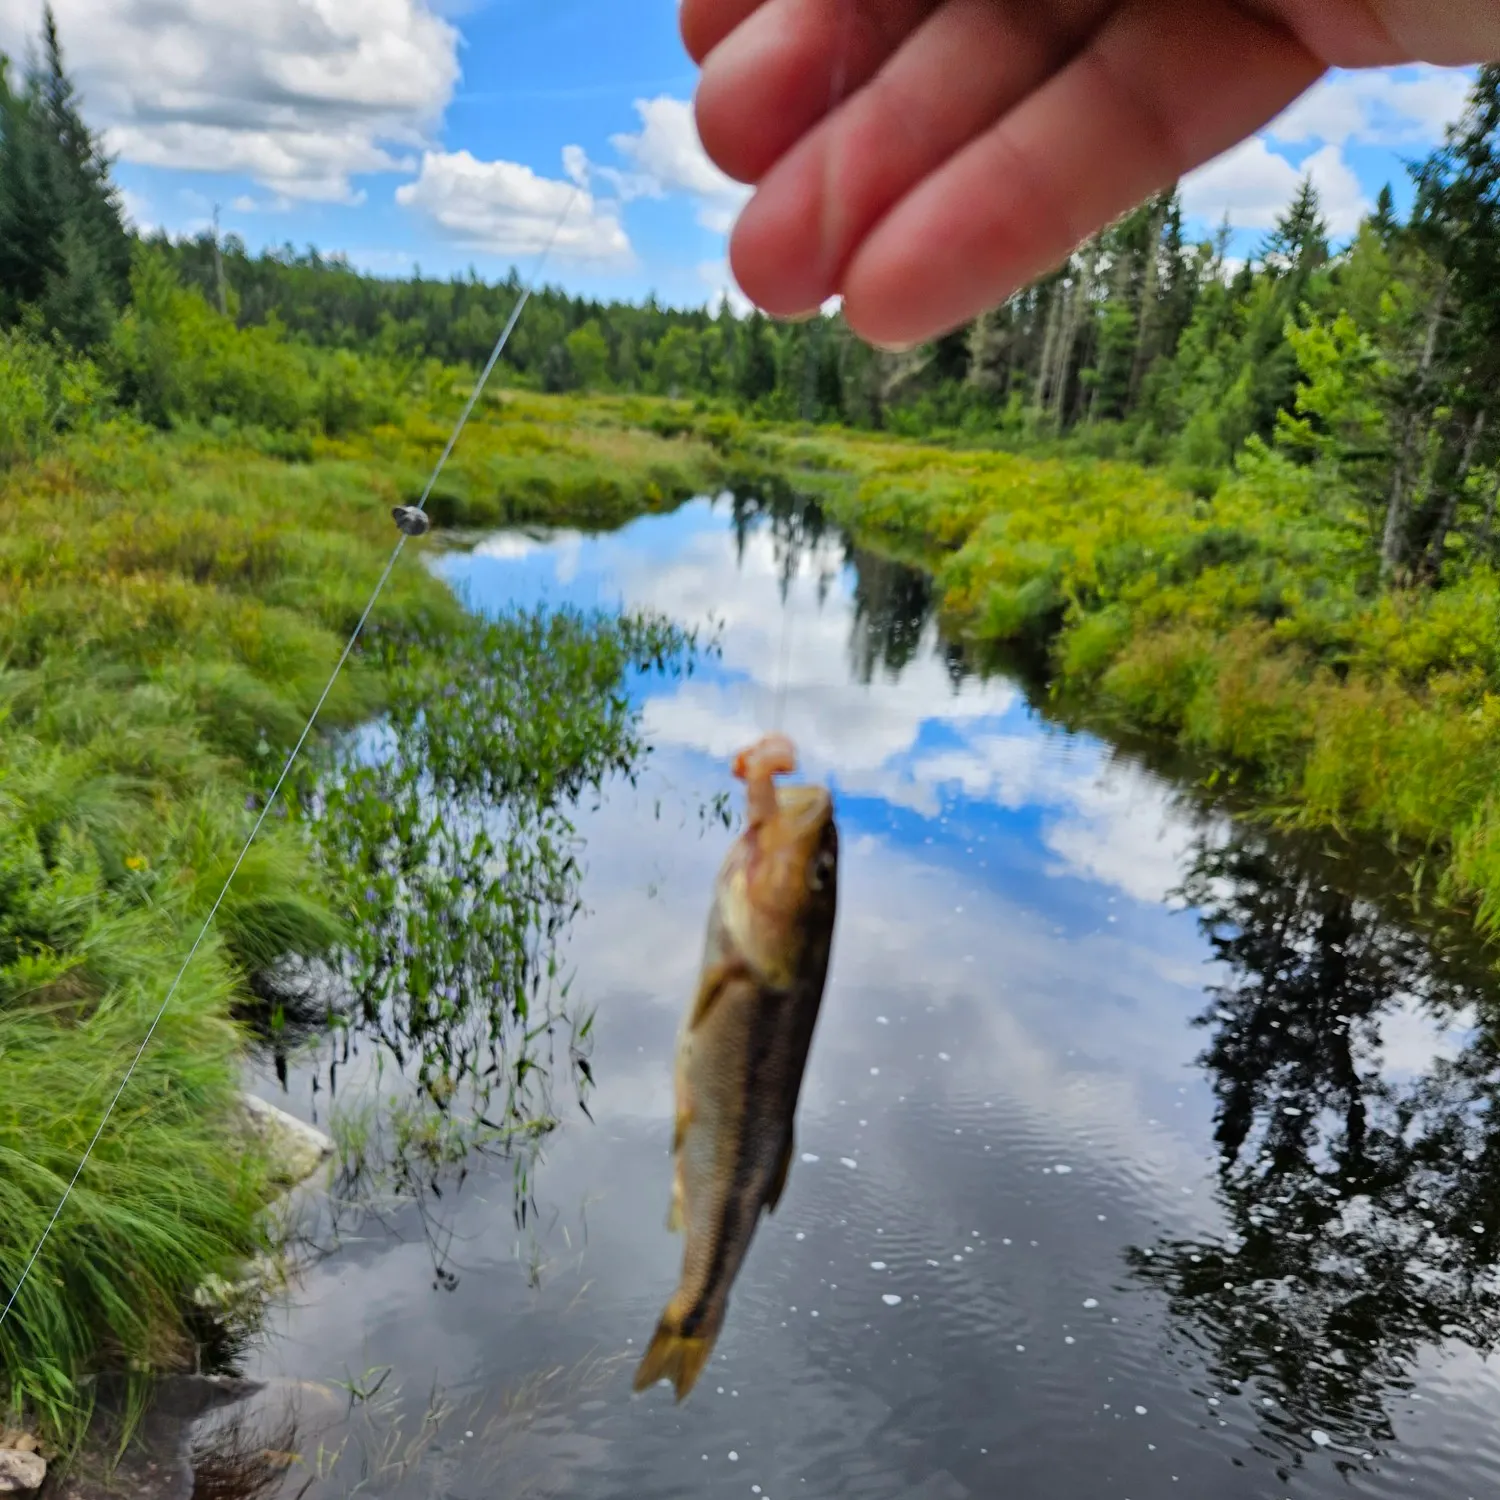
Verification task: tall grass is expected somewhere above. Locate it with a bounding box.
[0,381,731,1439]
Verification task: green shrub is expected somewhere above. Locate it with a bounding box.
[0,326,109,469]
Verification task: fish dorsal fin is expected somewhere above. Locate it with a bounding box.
[766,1133,794,1215]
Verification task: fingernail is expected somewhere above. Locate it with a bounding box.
[871,338,921,354]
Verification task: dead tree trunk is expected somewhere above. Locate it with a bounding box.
[1381,280,1448,586]
[1423,407,1486,580]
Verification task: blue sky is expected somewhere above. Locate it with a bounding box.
[0,1,1481,310]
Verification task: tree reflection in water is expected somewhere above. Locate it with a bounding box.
[726,488,1500,1466]
[1130,826,1500,1464]
[726,479,966,690]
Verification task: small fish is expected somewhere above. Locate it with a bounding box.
[392,504,432,537]
[633,733,839,1402]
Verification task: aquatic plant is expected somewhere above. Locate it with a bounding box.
[290,605,706,1254]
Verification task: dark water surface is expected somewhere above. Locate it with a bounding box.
[232,494,1500,1500]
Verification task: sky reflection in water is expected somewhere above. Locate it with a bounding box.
[240,494,1500,1500]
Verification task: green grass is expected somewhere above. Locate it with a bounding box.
[30,368,1500,1445]
[0,386,730,1441]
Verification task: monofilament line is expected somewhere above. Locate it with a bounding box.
[770,0,856,736]
[0,189,579,1335]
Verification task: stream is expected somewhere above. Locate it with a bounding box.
[220,489,1500,1500]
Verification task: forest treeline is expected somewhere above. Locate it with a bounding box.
[154,101,1500,589]
[9,2,1500,591]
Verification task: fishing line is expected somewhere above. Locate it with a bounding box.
[0,188,580,1335]
[769,0,857,737]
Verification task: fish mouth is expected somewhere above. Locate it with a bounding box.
[775,784,833,835]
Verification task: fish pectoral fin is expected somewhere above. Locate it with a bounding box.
[687,960,747,1031]
[766,1133,795,1215]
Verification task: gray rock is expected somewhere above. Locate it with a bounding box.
[0,1448,46,1492]
[239,1092,333,1187]
[46,1375,263,1500]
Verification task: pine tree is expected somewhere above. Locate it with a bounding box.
[0,7,130,346]
[1370,183,1399,243]
[1260,176,1330,282]
[736,311,778,404]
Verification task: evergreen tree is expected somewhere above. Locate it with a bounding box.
[1370,183,1400,244]
[1260,176,1330,282]
[0,7,130,346]
[736,311,778,404]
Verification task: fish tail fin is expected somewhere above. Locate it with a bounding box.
[632,1308,716,1402]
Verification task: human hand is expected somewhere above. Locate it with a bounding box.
[681,0,1500,348]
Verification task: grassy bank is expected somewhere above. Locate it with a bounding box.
[0,388,727,1439]
[19,369,1500,1440]
[733,421,1500,945]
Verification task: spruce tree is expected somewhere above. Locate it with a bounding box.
[1259,176,1330,282]
[1370,183,1400,243]
[0,6,130,346]
[736,312,778,404]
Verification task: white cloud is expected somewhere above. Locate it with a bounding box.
[609,95,751,235]
[0,0,461,203]
[1268,65,1474,149]
[698,258,754,317]
[561,144,590,190]
[566,514,1212,907]
[114,186,154,233]
[1182,138,1369,237]
[1180,65,1473,247]
[395,150,634,267]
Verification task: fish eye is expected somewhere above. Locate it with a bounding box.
[807,848,835,891]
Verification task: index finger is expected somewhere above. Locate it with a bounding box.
[680,0,764,63]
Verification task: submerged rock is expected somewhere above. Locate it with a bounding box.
[238,1092,333,1188]
[191,1094,333,1317]
[0,1447,46,1492]
[48,1375,261,1500]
